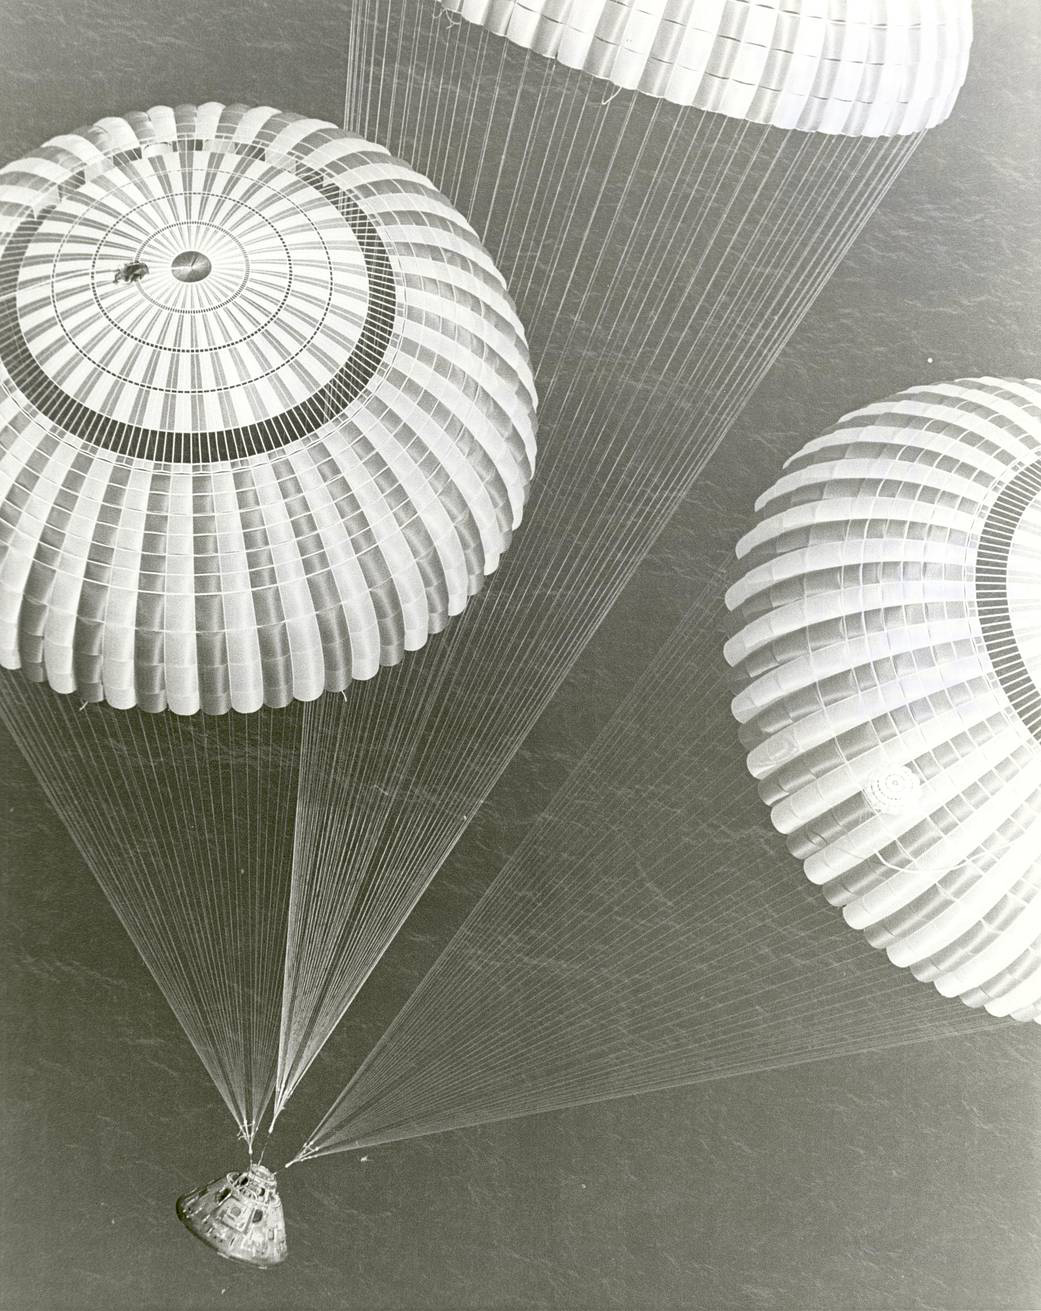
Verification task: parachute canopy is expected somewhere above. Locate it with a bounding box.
[439,0,973,135]
[0,103,536,715]
[725,377,1041,1021]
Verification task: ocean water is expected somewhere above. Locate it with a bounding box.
[1,2,1040,1308]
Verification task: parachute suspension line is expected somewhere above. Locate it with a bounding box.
[0,673,305,1147]
[171,705,303,1144]
[553,130,916,511]
[465,53,559,262]
[424,6,498,198]
[343,0,396,136]
[292,1030,995,1162]
[0,690,244,1128]
[487,131,907,650]
[444,26,496,204]
[341,0,361,131]
[398,1,441,158]
[271,5,929,1117]
[469,123,902,765]
[277,676,432,1097]
[289,582,997,1160]
[343,0,398,143]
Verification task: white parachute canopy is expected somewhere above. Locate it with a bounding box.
[725,377,1041,1022]
[0,102,535,1144]
[440,0,973,135]
[0,102,536,716]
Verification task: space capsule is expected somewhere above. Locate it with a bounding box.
[176,1162,287,1268]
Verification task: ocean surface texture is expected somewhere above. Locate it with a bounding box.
[1,2,1039,1309]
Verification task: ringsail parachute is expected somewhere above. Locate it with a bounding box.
[0,102,534,711]
[270,0,976,1119]
[724,377,1041,1020]
[0,101,536,1143]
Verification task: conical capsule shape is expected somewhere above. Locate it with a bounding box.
[0,103,537,715]
[725,378,1041,1022]
[439,0,973,136]
[176,1163,287,1267]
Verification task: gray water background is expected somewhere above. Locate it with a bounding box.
[1,1,1040,1308]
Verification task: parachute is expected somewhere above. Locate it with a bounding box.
[0,101,535,714]
[0,101,535,1143]
[724,377,1041,1020]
